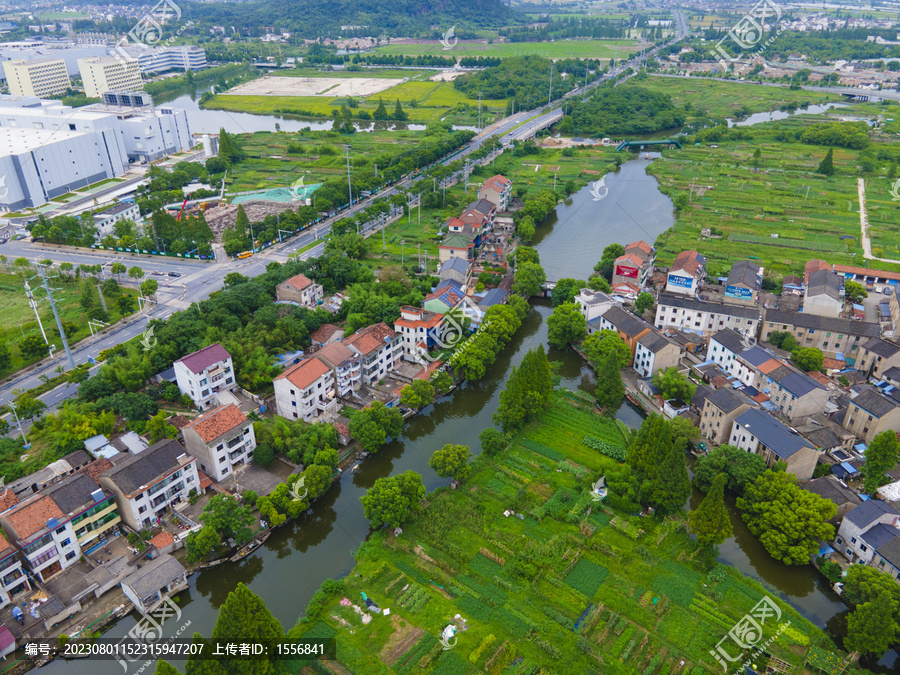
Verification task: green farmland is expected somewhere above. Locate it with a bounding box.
[371,39,640,60]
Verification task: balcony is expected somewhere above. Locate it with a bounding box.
[225,434,246,449]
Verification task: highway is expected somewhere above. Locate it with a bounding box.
[0,29,688,418]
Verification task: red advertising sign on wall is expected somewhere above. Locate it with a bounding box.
[615,264,639,279]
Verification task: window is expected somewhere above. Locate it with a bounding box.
[836,536,843,545]
[201,389,209,397]
[65,551,76,561]
[861,544,868,553]
[60,538,71,548]
[851,537,857,544]
[139,505,147,514]
[55,526,66,535]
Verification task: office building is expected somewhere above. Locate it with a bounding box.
[78,56,142,98]
[2,58,69,97]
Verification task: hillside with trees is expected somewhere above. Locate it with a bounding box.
[556,86,686,137]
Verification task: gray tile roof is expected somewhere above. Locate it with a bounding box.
[466,199,495,216]
[692,384,713,411]
[440,257,470,274]
[851,389,899,418]
[706,387,753,414]
[804,476,861,507]
[45,473,104,516]
[740,346,774,368]
[861,523,900,549]
[884,366,900,384]
[767,366,825,398]
[863,338,900,359]
[844,499,899,528]
[123,554,186,600]
[658,294,761,320]
[802,426,843,450]
[732,408,815,459]
[601,306,653,338]
[806,269,842,300]
[101,439,189,496]
[727,260,760,289]
[637,330,674,354]
[711,329,748,354]
[764,309,880,337]
[876,535,900,569]
[480,288,508,309]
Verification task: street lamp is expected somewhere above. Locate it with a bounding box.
[401,240,405,267]
[8,402,29,450]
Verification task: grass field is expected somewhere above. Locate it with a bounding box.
[208,78,505,125]
[0,270,140,378]
[291,390,848,674]
[371,38,640,60]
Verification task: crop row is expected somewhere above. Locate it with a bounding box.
[582,435,627,461]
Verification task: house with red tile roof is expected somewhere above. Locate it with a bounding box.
[344,322,402,386]
[478,174,512,211]
[1,495,73,582]
[273,357,336,422]
[182,404,256,482]
[665,250,706,297]
[0,530,29,608]
[315,342,361,398]
[310,323,344,348]
[624,240,654,263]
[173,343,235,409]
[276,273,324,309]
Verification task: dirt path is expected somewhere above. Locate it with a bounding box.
[857,177,900,265]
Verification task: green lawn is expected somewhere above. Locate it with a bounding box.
[372,39,640,60]
[290,390,848,674]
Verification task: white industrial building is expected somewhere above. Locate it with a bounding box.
[0,96,192,211]
[0,40,109,78]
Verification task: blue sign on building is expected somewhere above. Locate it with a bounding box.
[725,285,753,298]
[667,274,694,289]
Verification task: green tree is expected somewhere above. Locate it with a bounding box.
[210,583,283,675]
[373,98,388,120]
[689,474,733,547]
[752,147,762,169]
[816,147,835,176]
[127,266,144,280]
[634,292,654,314]
[0,343,10,373]
[844,280,868,302]
[517,215,535,243]
[185,526,220,563]
[429,443,472,481]
[546,302,587,349]
[253,442,274,467]
[582,330,630,369]
[360,470,425,529]
[111,262,126,279]
[479,427,505,456]
[116,294,136,315]
[791,347,824,372]
[864,430,900,495]
[652,367,696,401]
[649,438,691,514]
[595,350,625,413]
[844,564,900,609]
[80,281,96,310]
[399,379,435,410]
[392,99,408,121]
[550,278,585,307]
[594,243,625,281]
[199,494,254,545]
[349,401,404,453]
[19,334,48,360]
[693,444,767,494]
[146,411,177,443]
[493,345,552,432]
[737,470,836,565]
[846,592,897,656]
[234,205,250,240]
[140,278,159,297]
[512,261,546,297]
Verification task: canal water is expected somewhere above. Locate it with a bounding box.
[45,158,862,673]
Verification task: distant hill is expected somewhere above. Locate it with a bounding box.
[188,0,519,38]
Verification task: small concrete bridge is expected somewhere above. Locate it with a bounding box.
[616,139,682,151]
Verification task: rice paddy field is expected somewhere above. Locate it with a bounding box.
[291,391,852,674]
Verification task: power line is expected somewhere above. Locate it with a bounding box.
[36,263,75,371]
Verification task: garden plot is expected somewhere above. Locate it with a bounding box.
[225,75,405,97]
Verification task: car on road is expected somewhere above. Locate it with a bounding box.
[168,272,181,277]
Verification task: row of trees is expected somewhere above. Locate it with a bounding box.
[450,298,529,381]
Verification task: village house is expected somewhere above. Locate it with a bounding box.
[438,257,472,291]
[100,440,201,531]
[273,357,336,422]
[595,306,654,365]
[1,497,80,582]
[835,500,900,564]
[173,343,236,409]
[699,387,756,445]
[856,338,900,380]
[438,234,475,264]
[760,309,880,357]
[344,322,403,386]
[803,475,861,523]
[394,306,446,363]
[0,533,29,609]
[459,199,496,231]
[314,342,362,399]
[729,408,821,482]
[655,294,761,338]
[478,174,512,211]
[632,330,681,378]
[121,553,188,614]
[182,404,257,482]
[803,269,844,318]
[665,250,706,296]
[842,388,900,444]
[275,273,324,309]
[724,260,761,304]
[872,537,900,579]
[576,289,618,325]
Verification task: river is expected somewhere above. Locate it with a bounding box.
[45,158,867,673]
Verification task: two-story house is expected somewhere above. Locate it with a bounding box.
[725,260,761,304]
[857,338,900,380]
[275,273,324,309]
[576,289,618,326]
[394,306,446,363]
[438,234,475,264]
[835,500,900,564]
[761,309,880,357]
[314,342,362,398]
[100,440,201,531]
[0,533,29,609]
[273,357,336,422]
[439,257,472,291]
[44,473,120,553]
[729,408,821,482]
[0,496,80,582]
[121,554,188,614]
[655,294,761,338]
[478,174,512,211]
[842,388,900,444]
[699,387,756,445]
[182,404,257,482]
[803,269,844,318]
[595,306,654,364]
[344,323,402,386]
[173,343,235,409]
[633,330,681,378]
[665,250,706,296]
[459,199,496,231]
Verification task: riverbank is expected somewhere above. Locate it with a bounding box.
[290,389,853,674]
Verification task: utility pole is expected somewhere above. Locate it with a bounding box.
[381,214,386,249]
[8,402,29,449]
[477,92,483,132]
[345,145,354,216]
[548,66,553,107]
[401,239,405,267]
[23,279,49,351]
[37,264,75,371]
